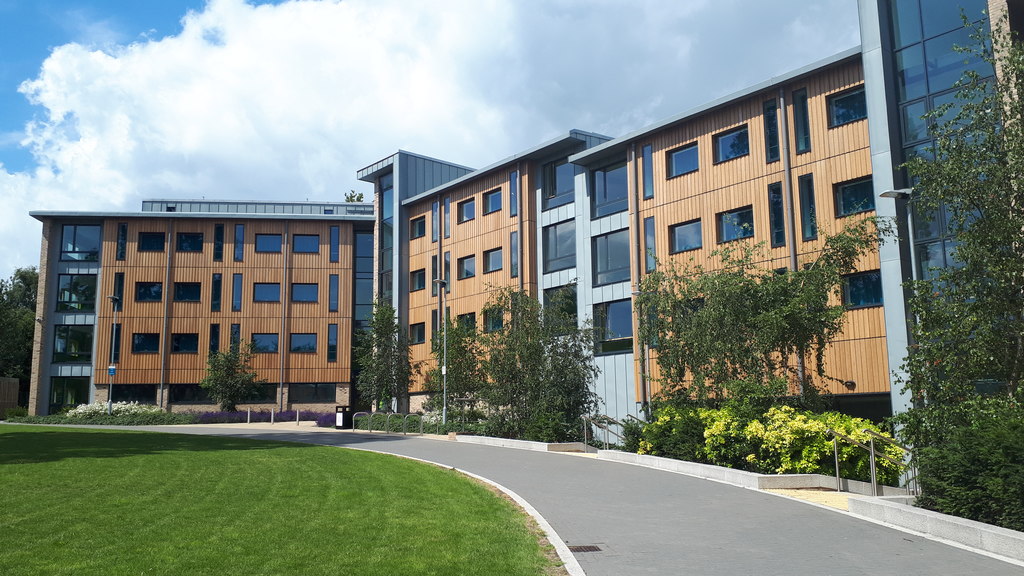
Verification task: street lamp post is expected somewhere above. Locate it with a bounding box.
[434,279,448,425]
[107,295,121,414]
[881,188,918,282]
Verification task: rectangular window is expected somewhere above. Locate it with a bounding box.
[410,216,426,239]
[409,322,426,344]
[56,274,97,312]
[288,383,336,403]
[291,283,319,302]
[444,197,451,238]
[327,324,338,362]
[116,223,128,260]
[510,231,519,278]
[483,248,502,274]
[176,232,203,252]
[113,272,124,307]
[483,189,501,214]
[233,224,245,261]
[768,182,786,248]
[60,225,101,261]
[457,198,476,223]
[213,224,224,261]
[168,384,213,404]
[509,171,519,216]
[410,268,426,292]
[793,88,811,153]
[209,324,220,354]
[591,161,628,218]
[290,333,317,353]
[53,325,93,362]
[431,256,439,296]
[644,217,656,272]
[232,274,243,311]
[843,270,883,308]
[668,143,698,178]
[594,299,633,355]
[542,158,575,210]
[717,207,754,243]
[135,281,163,302]
[835,177,875,217]
[131,333,160,354]
[292,234,319,253]
[542,220,576,273]
[592,229,631,286]
[110,322,121,363]
[483,309,503,333]
[253,282,280,302]
[252,333,279,353]
[443,251,451,291]
[764,100,780,163]
[670,219,703,253]
[255,233,282,253]
[713,125,750,163]
[171,333,199,354]
[431,200,440,243]
[329,274,339,312]
[457,255,476,280]
[457,312,476,330]
[798,174,817,240]
[828,87,867,127]
[329,226,339,262]
[173,282,201,302]
[230,323,241,349]
[211,274,222,312]
[138,232,165,252]
[642,144,654,199]
[544,285,578,327]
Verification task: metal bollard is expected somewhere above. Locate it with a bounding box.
[833,437,841,492]
[247,408,251,424]
[296,410,300,426]
[271,408,275,424]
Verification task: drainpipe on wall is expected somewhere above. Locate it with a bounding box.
[778,87,807,392]
[159,219,174,409]
[280,222,289,411]
[629,143,649,409]
[516,161,524,292]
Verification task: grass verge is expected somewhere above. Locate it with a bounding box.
[0,425,564,576]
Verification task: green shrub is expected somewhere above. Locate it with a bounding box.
[7,412,198,426]
[3,406,28,419]
[912,399,1024,531]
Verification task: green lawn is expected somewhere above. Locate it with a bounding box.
[0,425,560,576]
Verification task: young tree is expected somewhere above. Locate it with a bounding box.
[200,341,266,411]
[423,316,486,420]
[344,190,364,202]
[478,287,599,442]
[354,299,411,411]
[635,218,879,409]
[0,267,38,387]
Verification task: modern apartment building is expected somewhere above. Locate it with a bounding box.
[28,200,373,415]
[28,0,1014,421]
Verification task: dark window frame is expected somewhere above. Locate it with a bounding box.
[135,281,163,302]
[291,283,319,303]
[254,233,282,253]
[842,270,883,309]
[253,282,281,303]
[175,232,204,253]
[483,248,502,274]
[410,268,426,292]
[457,198,476,223]
[717,206,755,244]
[289,333,317,353]
[827,86,868,128]
[667,142,699,178]
[542,220,576,273]
[252,333,280,353]
[409,322,426,345]
[712,125,750,164]
[592,229,631,286]
[170,333,200,354]
[292,234,320,254]
[483,188,502,214]
[669,219,703,253]
[410,216,426,239]
[172,282,202,302]
[131,332,160,354]
[834,177,876,217]
[457,254,476,280]
[137,232,166,253]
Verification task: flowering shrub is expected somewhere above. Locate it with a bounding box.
[638,404,903,484]
[65,402,163,418]
[194,410,332,425]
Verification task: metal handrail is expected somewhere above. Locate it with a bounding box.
[582,414,625,450]
[862,428,919,496]
[827,428,912,497]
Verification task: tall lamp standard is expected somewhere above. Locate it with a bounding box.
[106,295,121,414]
[880,188,918,283]
[433,278,448,425]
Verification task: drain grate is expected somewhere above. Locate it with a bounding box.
[567,545,602,553]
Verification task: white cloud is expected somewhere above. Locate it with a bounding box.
[0,0,859,278]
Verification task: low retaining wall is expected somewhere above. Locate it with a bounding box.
[451,435,596,453]
[848,496,1024,563]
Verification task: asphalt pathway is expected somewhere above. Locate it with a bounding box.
[133,425,1023,576]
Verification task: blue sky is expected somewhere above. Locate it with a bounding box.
[0,0,861,277]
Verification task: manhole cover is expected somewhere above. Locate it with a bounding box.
[567,545,601,553]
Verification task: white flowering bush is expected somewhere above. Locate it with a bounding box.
[65,401,163,418]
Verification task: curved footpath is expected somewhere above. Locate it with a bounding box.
[127,424,1020,576]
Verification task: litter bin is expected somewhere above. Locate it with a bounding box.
[335,405,352,429]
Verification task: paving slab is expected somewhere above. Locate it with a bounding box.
[109,424,1024,575]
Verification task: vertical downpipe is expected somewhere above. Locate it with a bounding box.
[159,219,174,409]
[516,162,524,292]
[778,87,806,391]
[280,222,289,411]
[629,143,648,407]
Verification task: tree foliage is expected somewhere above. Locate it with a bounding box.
[354,299,411,411]
[635,219,879,408]
[476,287,599,442]
[423,316,486,420]
[199,341,266,411]
[0,267,38,383]
[344,190,364,202]
[895,18,1024,530]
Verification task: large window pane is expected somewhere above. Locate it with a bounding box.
[292,234,320,253]
[828,88,867,127]
[252,333,279,353]
[483,189,502,214]
[483,248,502,274]
[591,161,628,218]
[835,178,876,217]
[542,158,575,210]
[768,182,786,247]
[138,232,165,252]
[253,283,281,302]
[713,126,749,163]
[592,230,630,286]
[255,233,282,253]
[895,44,927,102]
[717,207,754,243]
[290,333,317,353]
[793,89,811,153]
[543,220,576,273]
[291,283,319,302]
[594,299,633,355]
[457,255,476,279]
[176,232,203,252]
[668,143,698,177]
[289,383,335,403]
[763,100,780,163]
[642,144,654,198]
[924,27,992,94]
[56,274,97,312]
[171,333,199,353]
[132,333,160,354]
[843,271,883,308]
[644,217,656,272]
[799,175,818,241]
[135,282,163,302]
[670,219,702,253]
[61,225,101,261]
[53,325,93,363]
[173,282,201,302]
